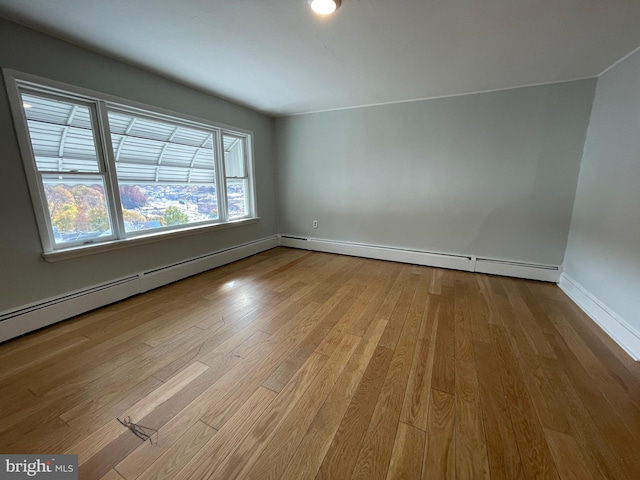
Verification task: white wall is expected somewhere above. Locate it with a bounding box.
[563,48,640,332]
[0,18,278,313]
[275,81,595,266]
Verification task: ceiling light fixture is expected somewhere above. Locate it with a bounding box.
[308,0,341,16]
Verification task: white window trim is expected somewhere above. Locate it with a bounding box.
[43,217,260,262]
[222,132,255,221]
[3,68,259,260]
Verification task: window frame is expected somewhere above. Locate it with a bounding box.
[4,69,258,260]
[222,132,254,220]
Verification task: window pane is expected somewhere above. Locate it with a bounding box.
[107,109,220,232]
[21,93,100,173]
[227,179,248,218]
[42,175,112,244]
[223,134,246,177]
[108,111,212,147]
[120,184,218,233]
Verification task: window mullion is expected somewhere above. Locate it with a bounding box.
[96,100,126,239]
[214,129,228,222]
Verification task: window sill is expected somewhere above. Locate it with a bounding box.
[43,217,260,263]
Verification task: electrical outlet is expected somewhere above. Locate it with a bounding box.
[313,220,318,229]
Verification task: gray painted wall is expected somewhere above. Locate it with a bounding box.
[0,18,278,313]
[564,49,640,329]
[275,80,595,265]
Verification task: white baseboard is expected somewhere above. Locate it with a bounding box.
[558,273,640,361]
[279,235,560,282]
[475,258,560,282]
[0,236,279,344]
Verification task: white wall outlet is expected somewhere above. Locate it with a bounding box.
[313,220,318,229]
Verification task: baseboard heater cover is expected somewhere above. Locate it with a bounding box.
[139,236,279,292]
[0,276,141,344]
[279,235,472,271]
[474,258,560,282]
[279,235,560,282]
[0,235,279,344]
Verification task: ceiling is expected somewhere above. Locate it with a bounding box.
[1,0,640,116]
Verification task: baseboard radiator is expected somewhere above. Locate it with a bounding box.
[0,236,279,343]
[279,235,560,283]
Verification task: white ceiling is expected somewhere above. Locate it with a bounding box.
[1,0,640,116]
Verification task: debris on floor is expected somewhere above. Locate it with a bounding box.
[117,416,158,445]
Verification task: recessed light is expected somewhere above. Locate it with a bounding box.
[308,0,341,16]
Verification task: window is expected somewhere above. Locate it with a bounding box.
[6,71,256,256]
[223,133,251,219]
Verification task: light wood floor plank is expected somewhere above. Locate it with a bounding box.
[430,292,455,394]
[490,324,560,479]
[467,277,492,342]
[386,421,425,479]
[400,295,439,430]
[347,263,402,337]
[237,333,361,479]
[69,361,209,465]
[454,357,490,479]
[170,386,277,480]
[545,332,640,478]
[316,345,394,480]
[538,356,630,479]
[279,317,389,480]
[474,340,525,480]
[378,272,421,349]
[130,420,216,480]
[423,388,455,480]
[205,351,329,479]
[111,354,244,479]
[544,428,595,480]
[454,276,476,365]
[99,469,126,480]
[350,271,424,480]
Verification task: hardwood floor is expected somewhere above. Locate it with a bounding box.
[1,247,639,479]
